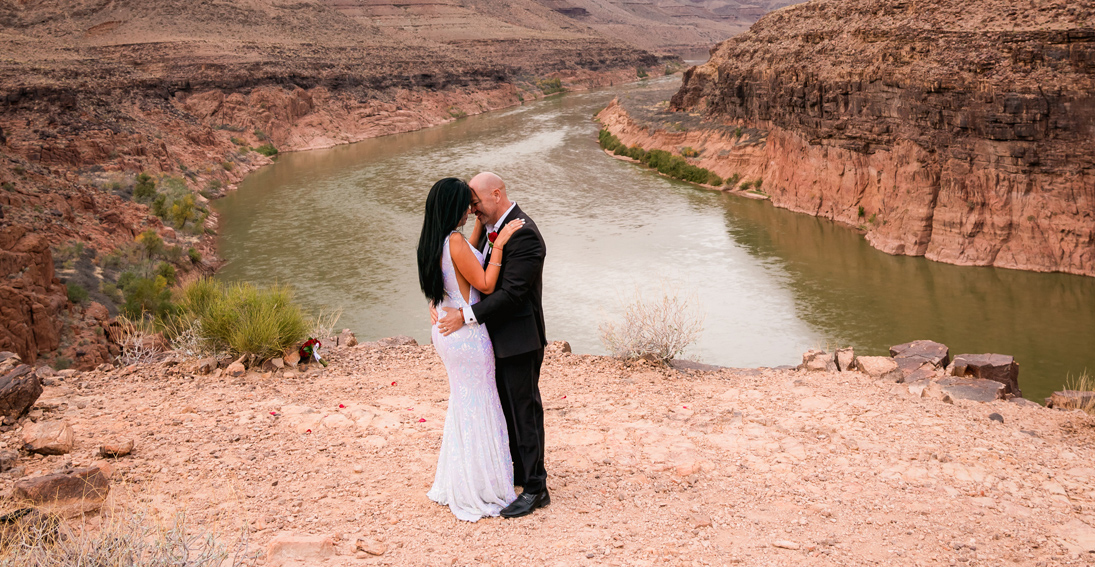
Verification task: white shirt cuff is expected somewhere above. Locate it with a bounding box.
[463,306,477,325]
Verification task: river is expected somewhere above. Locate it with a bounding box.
[214,76,1095,403]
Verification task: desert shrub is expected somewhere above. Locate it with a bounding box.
[858,205,865,218]
[188,247,202,263]
[222,161,234,171]
[100,282,122,304]
[734,126,743,138]
[738,180,754,191]
[537,77,564,95]
[725,173,741,189]
[156,262,177,284]
[706,172,723,186]
[52,356,72,370]
[637,67,649,79]
[253,128,268,141]
[254,144,278,157]
[680,146,699,158]
[754,179,763,189]
[447,107,467,119]
[1,182,13,191]
[600,287,704,363]
[176,278,308,362]
[230,136,246,146]
[133,173,156,202]
[1061,372,1095,414]
[120,274,175,321]
[136,230,165,259]
[65,282,88,304]
[598,129,623,152]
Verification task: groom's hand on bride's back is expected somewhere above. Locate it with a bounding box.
[438,307,465,336]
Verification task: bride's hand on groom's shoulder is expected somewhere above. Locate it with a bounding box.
[495,218,525,248]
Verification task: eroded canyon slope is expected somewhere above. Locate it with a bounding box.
[533,0,806,55]
[0,0,666,367]
[626,0,1094,275]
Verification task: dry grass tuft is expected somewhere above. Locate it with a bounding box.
[0,506,258,567]
[1063,371,1095,414]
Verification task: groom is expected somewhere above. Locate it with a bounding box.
[437,172,549,518]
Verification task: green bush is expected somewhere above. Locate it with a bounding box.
[858,205,865,218]
[188,247,202,263]
[66,282,89,304]
[255,144,278,157]
[222,161,234,171]
[754,179,763,189]
[101,282,122,304]
[537,77,564,95]
[156,262,177,285]
[739,180,754,191]
[1,181,13,191]
[176,278,308,361]
[254,129,268,141]
[680,146,700,158]
[725,173,741,189]
[53,356,72,370]
[707,172,723,186]
[230,136,246,146]
[134,173,156,202]
[734,127,743,138]
[121,275,175,320]
[637,67,649,79]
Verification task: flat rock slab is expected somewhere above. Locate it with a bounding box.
[267,533,335,564]
[856,356,903,382]
[952,354,1021,397]
[13,466,110,514]
[890,340,950,368]
[0,365,43,422]
[937,377,1006,403]
[22,421,74,455]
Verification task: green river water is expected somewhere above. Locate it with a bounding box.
[214,76,1095,404]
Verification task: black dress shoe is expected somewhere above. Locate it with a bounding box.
[500,489,550,518]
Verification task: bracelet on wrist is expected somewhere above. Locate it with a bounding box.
[489,261,501,267]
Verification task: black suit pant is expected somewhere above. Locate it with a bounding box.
[495,347,546,493]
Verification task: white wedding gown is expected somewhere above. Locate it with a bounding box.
[427,234,517,522]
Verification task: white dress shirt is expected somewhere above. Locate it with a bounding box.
[463,201,518,325]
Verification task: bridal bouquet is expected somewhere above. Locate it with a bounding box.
[299,338,328,367]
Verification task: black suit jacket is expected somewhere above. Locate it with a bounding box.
[471,204,547,359]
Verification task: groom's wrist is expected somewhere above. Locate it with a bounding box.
[462,307,477,325]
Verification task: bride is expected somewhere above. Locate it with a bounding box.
[416,177,524,521]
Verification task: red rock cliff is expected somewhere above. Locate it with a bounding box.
[667,0,1095,275]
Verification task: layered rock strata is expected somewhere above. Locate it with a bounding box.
[605,0,1095,276]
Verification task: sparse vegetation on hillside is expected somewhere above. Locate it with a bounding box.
[254,143,278,157]
[599,130,722,186]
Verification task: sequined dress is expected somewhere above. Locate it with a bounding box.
[427,234,517,522]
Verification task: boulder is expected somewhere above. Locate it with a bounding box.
[889,340,950,368]
[284,350,301,367]
[100,439,134,458]
[935,377,1007,403]
[22,421,74,455]
[904,363,941,384]
[226,359,246,378]
[12,466,110,514]
[951,354,1021,397]
[337,329,358,347]
[0,364,43,421]
[356,537,388,556]
[856,356,903,382]
[266,533,335,565]
[801,350,836,372]
[835,347,855,371]
[196,357,218,375]
[0,449,18,472]
[1046,390,1095,410]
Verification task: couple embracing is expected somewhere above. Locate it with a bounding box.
[416,172,549,522]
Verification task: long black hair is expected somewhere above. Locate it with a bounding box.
[417,177,472,306]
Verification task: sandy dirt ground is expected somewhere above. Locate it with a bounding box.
[8,341,1095,566]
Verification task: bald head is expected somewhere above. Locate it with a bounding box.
[469,172,512,226]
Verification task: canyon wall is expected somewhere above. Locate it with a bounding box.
[644,0,1094,276]
[0,0,660,366]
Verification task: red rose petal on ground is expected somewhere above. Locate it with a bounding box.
[338,404,345,408]
[305,429,311,433]
[391,381,396,386]
[562,396,567,399]
[418,418,426,423]
[270,411,277,416]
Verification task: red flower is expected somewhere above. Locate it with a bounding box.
[338,404,345,409]
[488,231,498,243]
